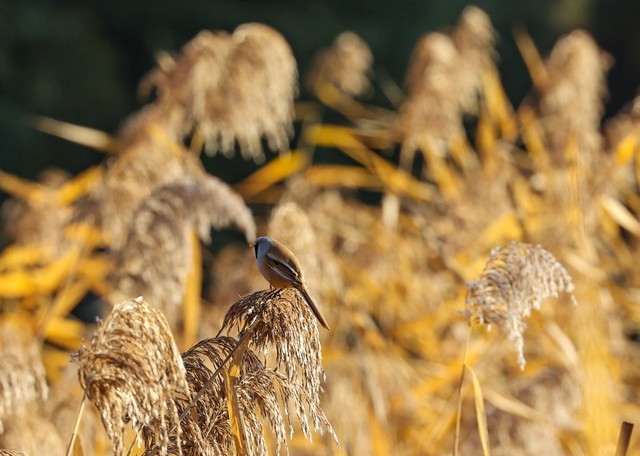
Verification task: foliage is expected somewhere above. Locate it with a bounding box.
[1,6,640,455]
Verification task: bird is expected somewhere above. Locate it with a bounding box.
[250,236,330,330]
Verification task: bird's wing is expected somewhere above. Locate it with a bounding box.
[265,252,302,285]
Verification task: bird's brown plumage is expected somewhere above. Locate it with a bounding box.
[251,236,330,330]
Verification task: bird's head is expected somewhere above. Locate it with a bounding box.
[249,236,273,258]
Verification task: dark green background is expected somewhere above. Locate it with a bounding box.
[2,0,640,181]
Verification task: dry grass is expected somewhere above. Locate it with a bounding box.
[0,324,48,433]
[465,241,575,368]
[0,169,72,250]
[305,31,373,98]
[141,23,297,162]
[75,298,189,455]
[0,413,65,456]
[110,174,255,325]
[1,9,640,456]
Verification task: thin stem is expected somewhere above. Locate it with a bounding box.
[615,421,634,456]
[66,391,87,456]
[179,321,256,422]
[125,426,143,456]
[146,319,259,456]
[453,324,471,456]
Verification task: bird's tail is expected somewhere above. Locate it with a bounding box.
[298,284,330,330]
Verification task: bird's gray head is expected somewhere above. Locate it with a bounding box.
[251,236,274,259]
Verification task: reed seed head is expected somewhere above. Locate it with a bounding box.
[141,24,298,162]
[75,298,189,456]
[0,324,48,433]
[465,241,575,368]
[1,169,71,249]
[306,31,373,98]
[0,413,64,456]
[221,289,336,442]
[110,174,255,325]
[539,30,611,163]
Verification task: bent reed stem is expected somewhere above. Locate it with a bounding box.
[65,390,87,456]
[453,324,471,456]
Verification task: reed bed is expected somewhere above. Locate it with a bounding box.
[0,6,639,455]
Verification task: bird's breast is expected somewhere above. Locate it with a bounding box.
[259,262,294,289]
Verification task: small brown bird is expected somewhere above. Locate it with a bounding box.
[250,236,330,330]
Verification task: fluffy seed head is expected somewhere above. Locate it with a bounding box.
[0,324,48,433]
[110,174,255,325]
[465,241,575,368]
[141,24,298,162]
[306,31,373,98]
[221,289,336,442]
[75,298,189,456]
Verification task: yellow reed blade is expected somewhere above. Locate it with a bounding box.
[0,245,54,271]
[466,364,491,456]
[614,133,637,165]
[513,26,549,90]
[482,70,518,141]
[573,282,620,455]
[0,247,80,297]
[316,83,395,122]
[304,165,384,190]
[37,278,90,339]
[43,316,85,350]
[30,115,115,152]
[477,211,523,252]
[71,435,84,456]
[416,135,461,197]
[368,407,391,456]
[64,223,108,248]
[306,125,436,200]
[55,166,103,206]
[598,194,640,236]
[518,106,550,172]
[0,170,50,204]
[233,150,310,198]
[183,230,202,349]
[224,335,252,456]
[476,106,499,175]
[448,135,479,175]
[146,123,188,157]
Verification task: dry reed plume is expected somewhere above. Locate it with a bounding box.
[0,413,65,456]
[537,30,611,165]
[305,31,373,98]
[221,288,334,443]
[177,332,333,455]
[397,5,497,164]
[465,241,575,368]
[1,169,72,250]
[0,326,63,455]
[3,6,640,455]
[0,324,48,433]
[75,298,189,456]
[141,23,297,162]
[110,173,255,324]
[75,118,204,249]
[74,289,334,454]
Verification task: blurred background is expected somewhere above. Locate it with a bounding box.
[2,2,640,454]
[2,0,640,181]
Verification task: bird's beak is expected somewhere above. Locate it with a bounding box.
[249,243,255,248]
